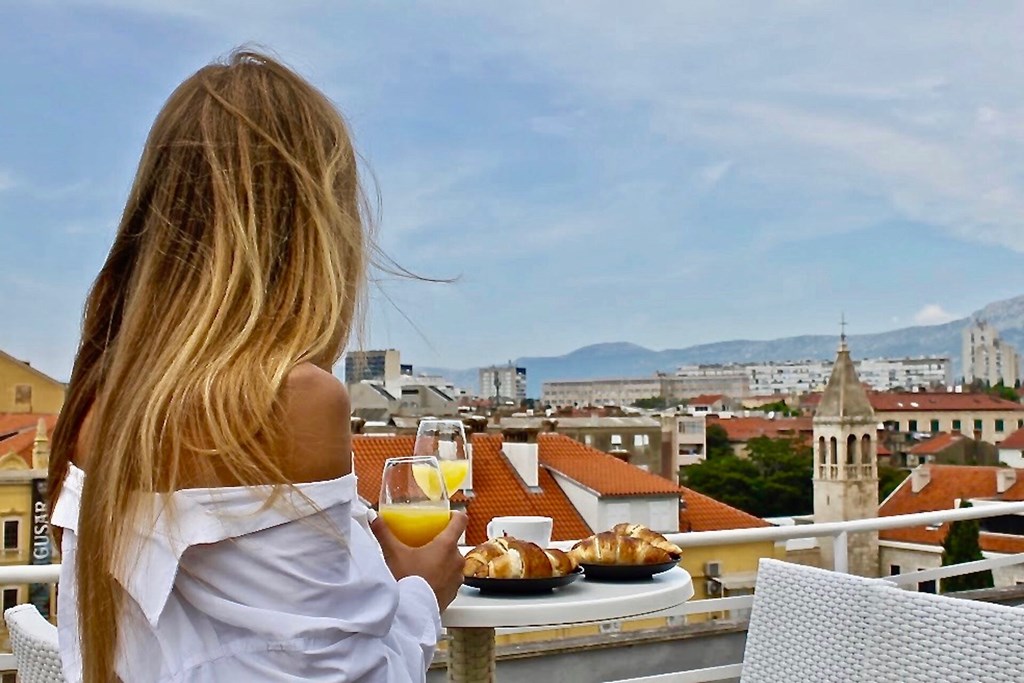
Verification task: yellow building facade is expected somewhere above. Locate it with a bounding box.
[0,419,54,651]
[0,350,65,414]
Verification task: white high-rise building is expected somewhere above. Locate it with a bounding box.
[963,320,1020,387]
[480,364,527,403]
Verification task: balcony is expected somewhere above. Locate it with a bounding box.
[4,501,1024,682]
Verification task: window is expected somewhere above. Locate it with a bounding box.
[952,419,962,431]
[974,419,983,432]
[583,434,592,446]
[996,419,1005,433]
[1019,419,1023,429]
[1,587,18,613]
[919,579,936,594]
[633,434,650,447]
[13,384,31,406]
[908,419,918,432]
[610,434,622,447]
[930,419,940,433]
[2,519,19,551]
[890,565,901,576]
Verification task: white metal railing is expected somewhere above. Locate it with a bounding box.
[6,501,1024,680]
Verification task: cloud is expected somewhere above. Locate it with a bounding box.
[0,168,16,192]
[913,304,958,326]
[697,160,733,188]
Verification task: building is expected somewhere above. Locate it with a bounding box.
[0,415,57,646]
[542,377,662,408]
[479,364,527,404]
[494,414,663,473]
[997,428,1024,468]
[0,351,65,414]
[812,338,879,577]
[344,349,401,385]
[669,366,751,398]
[348,381,459,422]
[963,320,1020,387]
[803,390,1024,446]
[664,413,707,470]
[746,357,952,395]
[905,432,999,468]
[707,415,814,458]
[879,464,1024,589]
[686,394,739,416]
[541,373,747,408]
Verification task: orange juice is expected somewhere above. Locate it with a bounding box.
[439,459,469,494]
[379,504,451,547]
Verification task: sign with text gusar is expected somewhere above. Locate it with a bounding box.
[30,478,51,617]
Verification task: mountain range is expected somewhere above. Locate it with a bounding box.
[421,294,1024,397]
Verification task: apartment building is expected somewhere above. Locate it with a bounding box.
[479,364,527,404]
[963,320,1020,387]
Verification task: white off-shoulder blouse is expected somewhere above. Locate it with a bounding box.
[52,465,441,682]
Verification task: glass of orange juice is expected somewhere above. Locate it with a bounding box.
[414,419,469,495]
[378,456,451,547]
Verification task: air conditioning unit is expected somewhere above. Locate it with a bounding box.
[705,560,722,577]
[705,579,722,597]
[667,615,687,627]
[599,620,622,634]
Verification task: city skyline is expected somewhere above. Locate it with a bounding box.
[2,2,1024,382]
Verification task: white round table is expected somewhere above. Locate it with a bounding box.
[442,567,693,682]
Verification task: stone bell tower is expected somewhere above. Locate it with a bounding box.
[813,327,879,577]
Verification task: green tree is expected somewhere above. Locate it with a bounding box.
[681,456,762,514]
[752,400,799,417]
[705,423,733,460]
[990,381,1020,403]
[940,500,994,593]
[632,396,669,410]
[878,466,909,502]
[682,436,813,517]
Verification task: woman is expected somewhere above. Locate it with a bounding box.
[48,49,466,682]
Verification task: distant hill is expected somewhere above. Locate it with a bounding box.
[420,294,1024,397]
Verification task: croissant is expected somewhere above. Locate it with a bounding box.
[464,538,579,578]
[569,531,673,566]
[611,523,682,556]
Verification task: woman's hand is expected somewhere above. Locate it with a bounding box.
[371,511,468,612]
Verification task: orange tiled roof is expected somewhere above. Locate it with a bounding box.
[351,433,591,545]
[871,392,1024,412]
[909,432,967,455]
[879,464,1024,554]
[690,394,725,405]
[538,433,684,497]
[803,391,1024,413]
[0,413,56,438]
[679,486,769,532]
[707,416,813,442]
[0,414,57,466]
[1000,428,1024,450]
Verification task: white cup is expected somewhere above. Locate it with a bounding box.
[486,516,553,548]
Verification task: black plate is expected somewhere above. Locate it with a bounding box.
[463,569,582,594]
[580,559,679,581]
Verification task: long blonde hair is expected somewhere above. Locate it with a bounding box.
[49,48,369,682]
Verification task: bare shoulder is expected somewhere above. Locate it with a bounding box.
[280,363,352,482]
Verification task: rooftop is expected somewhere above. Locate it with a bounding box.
[880,464,1024,553]
[707,415,813,442]
[909,432,968,455]
[1000,428,1024,450]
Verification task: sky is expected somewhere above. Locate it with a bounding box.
[2,1,1023,381]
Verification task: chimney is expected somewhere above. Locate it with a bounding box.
[32,418,50,471]
[350,416,366,435]
[997,469,1017,494]
[501,427,539,487]
[911,465,931,493]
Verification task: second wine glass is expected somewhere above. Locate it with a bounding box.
[414,419,469,495]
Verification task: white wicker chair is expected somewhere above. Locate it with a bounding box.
[740,558,1024,683]
[4,604,64,682]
